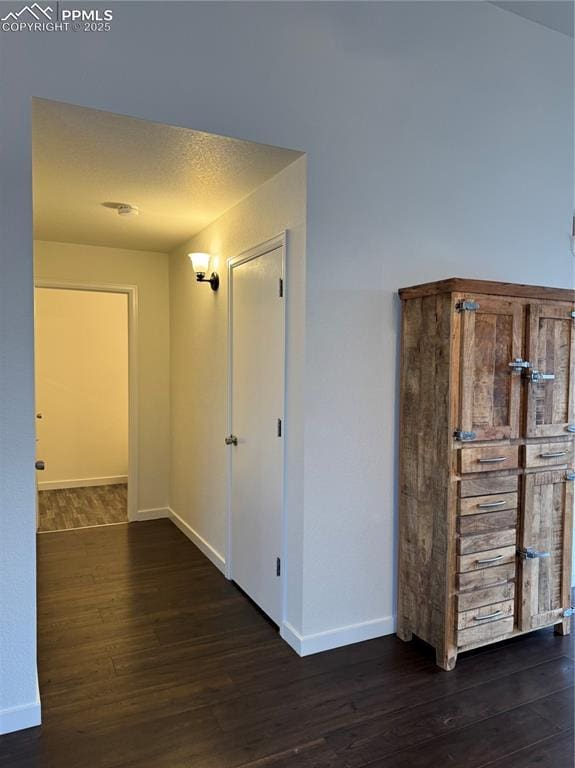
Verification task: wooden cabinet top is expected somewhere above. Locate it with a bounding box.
[398,277,574,303]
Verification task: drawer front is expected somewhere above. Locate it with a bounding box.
[458,545,516,573]
[458,509,517,536]
[457,599,514,630]
[459,492,518,516]
[457,562,515,591]
[460,446,519,474]
[459,476,518,498]
[457,529,516,556]
[457,616,514,649]
[524,441,574,469]
[457,581,515,612]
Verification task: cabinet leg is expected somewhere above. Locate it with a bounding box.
[554,619,571,636]
[396,620,412,642]
[436,647,457,671]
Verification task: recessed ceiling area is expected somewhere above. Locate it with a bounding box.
[32,99,303,252]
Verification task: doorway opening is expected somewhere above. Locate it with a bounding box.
[32,96,305,638]
[34,282,137,532]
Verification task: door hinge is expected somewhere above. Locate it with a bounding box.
[562,607,575,618]
[456,300,480,312]
[454,429,476,441]
[518,547,551,560]
[277,418,282,437]
[276,557,281,577]
[279,277,284,298]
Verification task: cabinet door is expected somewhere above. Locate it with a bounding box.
[458,296,523,441]
[519,469,574,631]
[525,303,575,438]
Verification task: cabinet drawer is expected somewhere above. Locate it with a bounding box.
[457,581,515,612]
[457,529,516,556]
[457,616,514,649]
[459,476,518,498]
[459,492,518,516]
[524,442,574,469]
[458,562,515,591]
[457,599,514,630]
[457,509,517,536]
[457,545,516,573]
[459,446,519,474]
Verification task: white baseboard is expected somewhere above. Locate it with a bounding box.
[38,475,127,491]
[0,674,41,735]
[281,614,396,657]
[129,507,171,522]
[168,508,226,575]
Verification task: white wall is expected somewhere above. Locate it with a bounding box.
[34,242,170,515]
[169,157,306,625]
[0,2,572,730]
[34,288,128,489]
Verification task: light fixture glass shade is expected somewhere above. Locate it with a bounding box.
[189,252,211,276]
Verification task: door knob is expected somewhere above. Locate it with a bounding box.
[35,460,45,471]
[225,435,238,446]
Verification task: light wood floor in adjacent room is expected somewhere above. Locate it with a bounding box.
[38,484,128,532]
[0,519,572,767]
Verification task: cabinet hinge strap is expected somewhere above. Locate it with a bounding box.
[518,547,550,560]
[454,430,476,441]
[456,300,480,312]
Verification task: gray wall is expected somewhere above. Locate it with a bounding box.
[0,1,572,725]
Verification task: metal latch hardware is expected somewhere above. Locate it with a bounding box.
[454,430,476,441]
[518,547,550,560]
[562,607,575,618]
[456,300,480,312]
[508,358,531,373]
[526,369,555,383]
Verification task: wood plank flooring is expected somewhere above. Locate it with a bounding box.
[0,519,573,767]
[38,484,127,531]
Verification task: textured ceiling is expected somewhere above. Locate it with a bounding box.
[32,100,303,252]
[491,1,574,37]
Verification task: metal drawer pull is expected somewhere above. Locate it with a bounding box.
[477,554,504,565]
[539,451,568,459]
[477,500,506,509]
[473,610,503,622]
[478,456,507,463]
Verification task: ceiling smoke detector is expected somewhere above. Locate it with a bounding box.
[102,202,140,217]
[118,204,139,217]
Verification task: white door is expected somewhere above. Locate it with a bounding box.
[228,238,285,626]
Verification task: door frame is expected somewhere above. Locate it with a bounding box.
[226,232,287,623]
[34,280,139,521]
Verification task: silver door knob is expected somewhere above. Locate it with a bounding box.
[225,435,238,446]
[35,460,45,471]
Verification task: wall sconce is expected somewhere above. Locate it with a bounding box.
[188,252,219,291]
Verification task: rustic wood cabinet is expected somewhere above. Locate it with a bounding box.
[397,278,575,670]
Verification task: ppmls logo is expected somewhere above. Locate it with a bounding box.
[1,2,113,31]
[1,3,53,21]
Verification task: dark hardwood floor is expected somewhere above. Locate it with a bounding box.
[38,484,127,532]
[0,519,573,767]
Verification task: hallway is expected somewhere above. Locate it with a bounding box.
[0,520,573,768]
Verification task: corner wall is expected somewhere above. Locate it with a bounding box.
[169,156,307,631]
